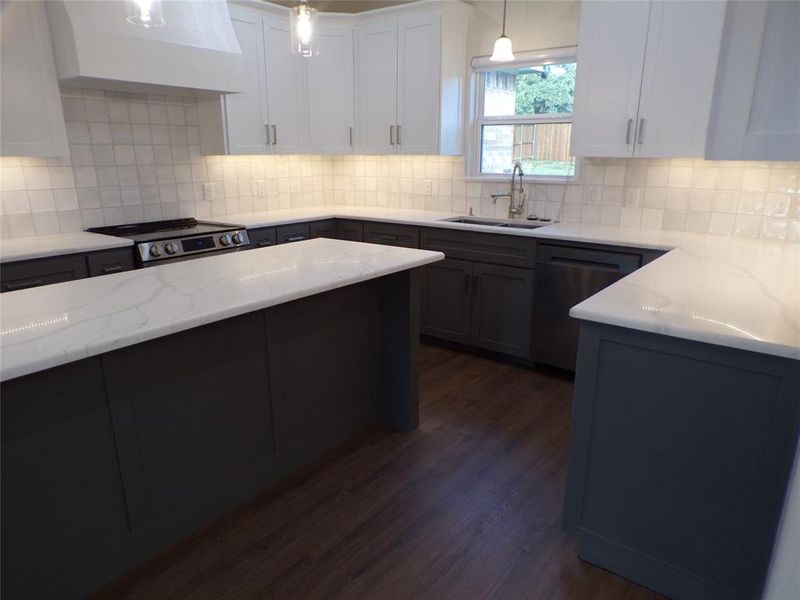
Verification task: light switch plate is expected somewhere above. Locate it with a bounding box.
[202,183,214,201]
[424,179,432,196]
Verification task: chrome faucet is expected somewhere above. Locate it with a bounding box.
[491,161,526,219]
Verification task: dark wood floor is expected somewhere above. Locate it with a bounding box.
[92,344,664,600]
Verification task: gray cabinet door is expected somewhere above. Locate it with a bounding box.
[470,263,534,359]
[420,258,472,344]
[309,219,338,239]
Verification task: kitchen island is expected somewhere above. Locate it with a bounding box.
[0,238,443,599]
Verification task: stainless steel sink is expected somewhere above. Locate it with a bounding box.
[494,222,545,229]
[440,216,549,229]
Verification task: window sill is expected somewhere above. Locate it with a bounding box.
[464,175,581,185]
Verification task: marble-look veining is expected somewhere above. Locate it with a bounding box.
[0,231,133,263]
[224,208,800,359]
[0,239,443,381]
[569,234,800,360]
[1,206,798,368]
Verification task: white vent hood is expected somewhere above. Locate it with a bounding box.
[45,0,244,95]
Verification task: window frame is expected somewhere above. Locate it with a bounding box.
[467,47,581,183]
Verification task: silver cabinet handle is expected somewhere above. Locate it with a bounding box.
[637,118,646,144]
[625,119,633,144]
[264,124,270,145]
[397,124,401,145]
[389,125,395,146]
[349,126,353,146]
[272,125,277,145]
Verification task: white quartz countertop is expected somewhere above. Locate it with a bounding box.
[0,238,443,381]
[0,231,133,263]
[1,206,797,364]
[220,208,800,360]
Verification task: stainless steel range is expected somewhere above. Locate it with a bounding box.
[88,218,250,266]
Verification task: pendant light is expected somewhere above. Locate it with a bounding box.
[290,0,319,58]
[490,0,515,62]
[125,0,165,28]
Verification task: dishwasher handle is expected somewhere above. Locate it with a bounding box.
[536,244,641,275]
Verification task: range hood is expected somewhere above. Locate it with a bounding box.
[45,0,244,95]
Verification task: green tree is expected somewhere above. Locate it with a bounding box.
[514,63,576,115]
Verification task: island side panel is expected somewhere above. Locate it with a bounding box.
[1,270,425,599]
[378,268,422,432]
[1,358,131,600]
[264,280,381,471]
[102,311,275,535]
[563,321,800,600]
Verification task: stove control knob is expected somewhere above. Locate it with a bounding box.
[165,242,178,255]
[231,232,243,245]
[149,245,162,258]
[219,234,232,247]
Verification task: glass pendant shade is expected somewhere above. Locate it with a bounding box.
[490,35,515,62]
[291,3,319,57]
[125,0,165,28]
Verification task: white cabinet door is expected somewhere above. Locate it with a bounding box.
[356,20,398,154]
[397,14,441,154]
[634,1,725,158]
[706,1,800,160]
[223,6,269,155]
[0,0,68,157]
[263,14,308,153]
[570,1,651,158]
[307,23,354,154]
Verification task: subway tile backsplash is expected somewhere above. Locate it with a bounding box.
[1,88,798,241]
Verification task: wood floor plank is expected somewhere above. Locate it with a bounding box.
[91,344,665,600]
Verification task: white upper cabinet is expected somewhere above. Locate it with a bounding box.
[570,1,650,158]
[262,14,307,154]
[0,0,69,157]
[199,1,470,156]
[356,20,399,154]
[635,1,726,157]
[223,6,269,155]
[355,3,469,155]
[397,14,441,154]
[706,1,800,160]
[307,23,355,154]
[571,0,725,158]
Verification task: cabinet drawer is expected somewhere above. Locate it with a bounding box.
[87,248,135,277]
[336,220,364,242]
[309,220,337,239]
[248,227,277,248]
[1,254,88,293]
[363,222,419,248]
[421,228,536,268]
[276,223,310,244]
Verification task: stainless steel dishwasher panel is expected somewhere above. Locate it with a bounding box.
[532,244,641,370]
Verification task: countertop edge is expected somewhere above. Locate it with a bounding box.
[0,246,443,382]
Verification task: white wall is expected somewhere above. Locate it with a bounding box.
[467,0,580,59]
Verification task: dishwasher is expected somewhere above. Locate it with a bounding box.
[532,243,642,370]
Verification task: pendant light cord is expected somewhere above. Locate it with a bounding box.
[501,0,508,36]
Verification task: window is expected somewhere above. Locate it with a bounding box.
[473,53,577,180]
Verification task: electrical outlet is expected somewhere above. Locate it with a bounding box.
[424,179,432,196]
[624,188,642,208]
[202,183,214,201]
[257,180,267,197]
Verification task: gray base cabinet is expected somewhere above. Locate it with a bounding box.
[1,270,422,599]
[1,247,136,293]
[421,257,534,359]
[421,258,472,343]
[564,321,800,600]
[471,262,534,357]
